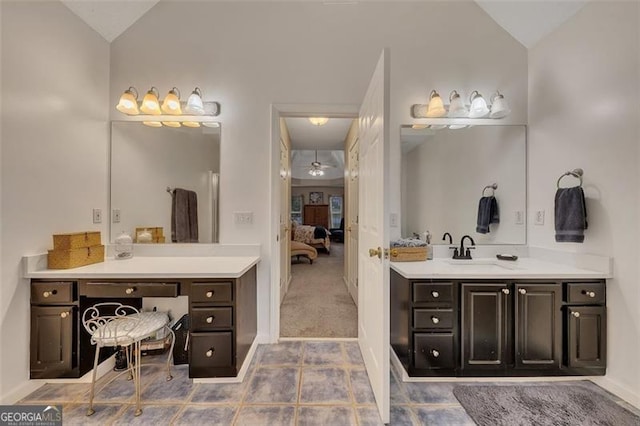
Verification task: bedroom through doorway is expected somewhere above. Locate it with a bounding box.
[279,117,359,338]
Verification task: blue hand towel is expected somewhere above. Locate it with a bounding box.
[476,196,499,234]
[555,187,587,243]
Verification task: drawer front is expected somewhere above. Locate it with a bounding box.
[414,333,455,369]
[191,282,233,303]
[414,309,454,330]
[191,307,233,331]
[190,332,233,369]
[31,281,74,304]
[82,282,178,298]
[567,282,605,304]
[413,282,453,304]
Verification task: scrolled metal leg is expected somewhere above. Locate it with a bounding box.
[86,345,101,416]
[134,341,142,416]
[166,325,175,381]
[125,345,133,381]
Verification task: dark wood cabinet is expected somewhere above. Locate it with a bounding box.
[391,271,606,378]
[303,204,329,228]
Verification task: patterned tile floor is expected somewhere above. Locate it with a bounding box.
[18,340,640,425]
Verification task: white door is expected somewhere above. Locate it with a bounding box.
[279,132,291,302]
[358,50,390,423]
[346,137,359,304]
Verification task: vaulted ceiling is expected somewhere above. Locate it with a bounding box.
[61,0,588,48]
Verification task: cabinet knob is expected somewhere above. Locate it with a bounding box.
[60,311,69,319]
[125,287,135,295]
[431,316,440,324]
[587,291,596,298]
[205,348,215,358]
[502,288,510,295]
[43,291,51,298]
[431,291,440,298]
[431,349,440,358]
[572,311,581,318]
[206,316,214,324]
[519,288,527,295]
[206,291,215,298]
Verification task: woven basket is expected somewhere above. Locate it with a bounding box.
[47,245,105,269]
[390,247,428,262]
[53,231,101,250]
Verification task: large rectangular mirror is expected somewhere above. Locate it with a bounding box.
[401,125,526,245]
[110,121,220,243]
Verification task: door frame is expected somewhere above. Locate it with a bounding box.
[269,103,359,342]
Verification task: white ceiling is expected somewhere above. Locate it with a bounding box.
[59,0,589,48]
[284,118,354,151]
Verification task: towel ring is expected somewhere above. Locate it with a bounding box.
[556,168,583,189]
[482,183,498,197]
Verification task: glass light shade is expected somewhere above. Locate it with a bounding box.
[309,168,325,176]
[116,88,139,115]
[411,124,428,129]
[184,87,205,115]
[202,122,220,128]
[161,88,182,115]
[448,124,468,130]
[468,91,489,118]
[140,87,161,115]
[162,121,181,128]
[182,121,201,128]
[309,117,329,126]
[143,121,162,127]
[429,124,448,130]
[490,93,511,119]
[448,90,467,118]
[426,90,446,118]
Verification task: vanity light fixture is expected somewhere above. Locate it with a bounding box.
[184,87,205,115]
[489,91,511,118]
[448,90,468,118]
[140,87,161,115]
[468,91,490,118]
[426,90,446,118]
[116,87,139,115]
[309,117,329,126]
[161,87,182,115]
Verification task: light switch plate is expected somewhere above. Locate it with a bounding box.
[112,209,121,223]
[534,210,545,225]
[514,211,524,225]
[390,213,398,227]
[234,211,253,225]
[93,208,102,224]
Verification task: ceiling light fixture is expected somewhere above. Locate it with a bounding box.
[489,91,511,118]
[426,90,446,118]
[309,117,329,126]
[468,90,490,118]
[309,168,325,177]
[116,87,139,115]
[161,87,182,115]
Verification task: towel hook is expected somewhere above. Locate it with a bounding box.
[166,186,174,195]
[556,168,583,189]
[482,183,498,197]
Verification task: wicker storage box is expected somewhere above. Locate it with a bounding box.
[47,245,105,269]
[135,227,164,243]
[53,231,101,250]
[390,247,428,262]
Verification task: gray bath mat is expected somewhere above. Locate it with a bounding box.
[453,385,640,426]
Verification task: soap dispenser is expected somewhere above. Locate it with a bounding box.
[114,231,133,260]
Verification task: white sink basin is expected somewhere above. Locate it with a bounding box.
[445,259,520,271]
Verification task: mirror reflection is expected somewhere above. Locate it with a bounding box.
[400,125,526,245]
[110,121,220,243]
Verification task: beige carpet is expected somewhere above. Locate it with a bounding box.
[280,242,357,337]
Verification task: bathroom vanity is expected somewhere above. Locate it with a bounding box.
[25,256,259,380]
[390,258,608,378]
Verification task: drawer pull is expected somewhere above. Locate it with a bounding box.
[572,311,581,318]
[206,291,215,298]
[60,311,69,319]
[583,290,596,298]
[431,291,440,298]
[125,287,136,295]
[205,348,215,358]
[519,288,527,295]
[43,289,58,298]
[431,349,440,358]
[502,288,510,295]
[206,316,215,324]
[431,316,440,324]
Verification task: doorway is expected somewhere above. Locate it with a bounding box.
[279,117,359,338]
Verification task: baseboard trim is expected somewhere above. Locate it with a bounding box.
[279,337,357,342]
[592,376,640,409]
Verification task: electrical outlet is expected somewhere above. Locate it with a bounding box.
[112,209,121,223]
[234,211,253,225]
[534,210,545,225]
[93,208,102,224]
[514,210,524,225]
[390,213,398,227]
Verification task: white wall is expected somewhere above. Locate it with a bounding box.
[111,123,220,243]
[528,1,640,406]
[110,1,528,340]
[0,1,110,402]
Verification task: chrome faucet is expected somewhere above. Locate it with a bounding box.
[450,235,476,259]
[442,232,453,244]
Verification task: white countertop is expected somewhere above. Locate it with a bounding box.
[24,256,260,279]
[390,257,609,280]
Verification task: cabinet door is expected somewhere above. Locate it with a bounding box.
[515,284,561,369]
[30,306,75,379]
[461,284,511,370]
[567,306,606,368]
